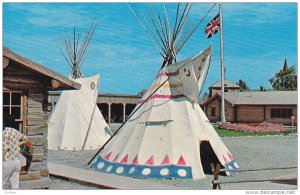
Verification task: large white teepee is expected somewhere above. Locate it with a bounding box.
[48,73,112,150]
[89,46,239,179]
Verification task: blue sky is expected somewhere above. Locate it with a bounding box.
[3,3,297,97]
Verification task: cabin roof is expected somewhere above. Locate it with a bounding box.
[3,47,81,90]
[224,91,298,105]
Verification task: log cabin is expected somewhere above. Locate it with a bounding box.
[201,91,297,125]
[3,47,81,188]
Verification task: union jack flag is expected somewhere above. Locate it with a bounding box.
[205,13,221,39]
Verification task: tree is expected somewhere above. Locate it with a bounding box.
[236,79,250,91]
[259,86,266,91]
[269,59,297,91]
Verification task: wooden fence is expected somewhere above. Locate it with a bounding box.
[210,163,297,189]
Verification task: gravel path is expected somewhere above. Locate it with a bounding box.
[48,135,297,190]
[48,177,101,190]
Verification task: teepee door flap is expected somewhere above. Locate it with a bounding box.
[199,141,222,174]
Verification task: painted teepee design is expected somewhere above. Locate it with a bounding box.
[89,46,239,179]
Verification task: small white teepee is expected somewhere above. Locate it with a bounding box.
[48,73,112,150]
[89,46,239,179]
[48,22,111,150]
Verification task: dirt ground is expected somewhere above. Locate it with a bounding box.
[48,135,297,190]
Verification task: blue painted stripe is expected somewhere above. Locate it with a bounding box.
[90,156,193,179]
[225,160,239,175]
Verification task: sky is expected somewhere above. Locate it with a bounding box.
[2,2,297,97]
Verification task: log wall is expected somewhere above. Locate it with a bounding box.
[26,93,50,178]
[3,48,80,187]
[236,106,265,123]
[204,97,235,122]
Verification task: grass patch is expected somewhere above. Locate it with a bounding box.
[214,126,286,137]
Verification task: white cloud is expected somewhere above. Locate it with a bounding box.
[3,2,297,95]
[5,3,92,27]
[192,3,296,26]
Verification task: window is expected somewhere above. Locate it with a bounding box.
[211,107,216,117]
[270,108,292,118]
[3,91,23,131]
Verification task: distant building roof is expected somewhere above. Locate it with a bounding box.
[99,93,142,98]
[225,91,297,105]
[209,79,240,89]
[202,91,297,106]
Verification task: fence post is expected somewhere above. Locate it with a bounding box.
[211,163,221,189]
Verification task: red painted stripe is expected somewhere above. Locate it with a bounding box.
[104,152,112,161]
[177,155,186,166]
[145,155,154,165]
[161,154,170,165]
[223,156,228,163]
[156,70,179,78]
[227,152,234,161]
[138,94,185,104]
[112,154,119,162]
[132,154,139,164]
[120,154,128,164]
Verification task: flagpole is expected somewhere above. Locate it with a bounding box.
[219,3,226,123]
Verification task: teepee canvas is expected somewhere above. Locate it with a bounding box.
[48,73,112,150]
[48,21,112,150]
[89,3,238,179]
[89,46,239,179]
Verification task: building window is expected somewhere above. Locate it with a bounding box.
[270,108,292,118]
[3,91,23,131]
[211,107,216,117]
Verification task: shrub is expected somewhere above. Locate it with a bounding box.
[217,122,285,133]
